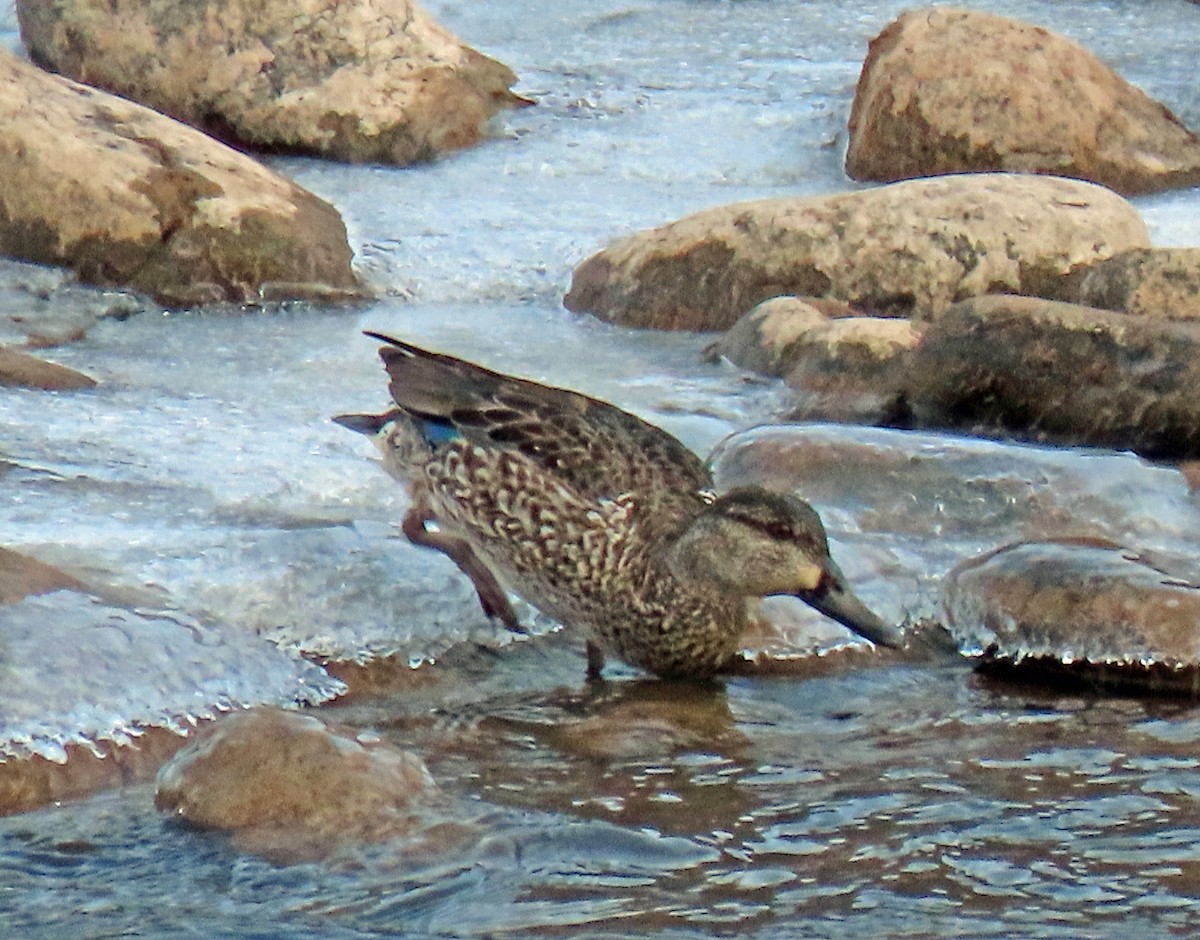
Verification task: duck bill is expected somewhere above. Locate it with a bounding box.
[800,561,903,649]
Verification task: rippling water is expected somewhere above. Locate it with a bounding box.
[6,650,1200,937]
[3,0,1200,935]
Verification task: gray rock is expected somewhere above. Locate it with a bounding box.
[1078,248,1200,320]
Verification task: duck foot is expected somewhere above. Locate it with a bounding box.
[402,506,525,633]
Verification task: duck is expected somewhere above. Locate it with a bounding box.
[334,332,903,679]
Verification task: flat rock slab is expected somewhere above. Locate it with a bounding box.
[902,294,1200,459]
[17,0,526,165]
[156,707,448,863]
[847,7,1200,195]
[564,174,1148,331]
[945,539,1200,695]
[0,49,359,306]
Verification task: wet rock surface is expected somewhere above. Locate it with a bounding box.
[16,0,527,165]
[155,707,449,862]
[0,546,89,603]
[0,48,359,306]
[1078,248,1200,320]
[900,294,1200,459]
[945,539,1200,694]
[564,174,1148,330]
[708,423,1200,644]
[846,8,1200,195]
[0,347,96,390]
[0,577,341,781]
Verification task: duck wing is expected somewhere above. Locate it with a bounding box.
[366,332,712,505]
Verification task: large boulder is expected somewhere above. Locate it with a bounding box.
[16,0,528,165]
[846,8,1200,196]
[901,294,1200,459]
[0,49,359,306]
[564,174,1148,331]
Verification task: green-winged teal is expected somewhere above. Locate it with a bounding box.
[335,332,902,679]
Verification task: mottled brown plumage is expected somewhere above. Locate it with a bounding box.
[336,333,902,678]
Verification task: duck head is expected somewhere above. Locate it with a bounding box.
[667,486,903,649]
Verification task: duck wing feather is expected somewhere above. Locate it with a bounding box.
[365,332,712,505]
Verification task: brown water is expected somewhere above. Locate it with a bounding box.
[6,637,1200,937]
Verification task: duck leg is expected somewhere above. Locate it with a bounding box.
[401,505,524,633]
[586,640,607,681]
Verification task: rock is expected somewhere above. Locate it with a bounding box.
[944,539,1200,695]
[564,174,1148,331]
[542,681,740,760]
[846,8,1200,196]
[0,585,342,820]
[708,423,1200,633]
[780,316,920,424]
[155,707,445,862]
[17,0,528,165]
[0,726,195,817]
[901,294,1200,459]
[0,546,89,604]
[0,48,360,306]
[705,296,853,376]
[1078,248,1200,320]
[0,347,97,390]
[706,295,917,423]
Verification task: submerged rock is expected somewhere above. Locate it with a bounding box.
[17,0,528,165]
[846,8,1200,196]
[901,294,1200,459]
[708,423,1200,631]
[0,546,89,603]
[156,707,447,863]
[0,48,360,306]
[564,174,1148,330]
[945,539,1200,695]
[0,347,96,390]
[1078,248,1200,320]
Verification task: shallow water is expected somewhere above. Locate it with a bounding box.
[4,0,1200,935]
